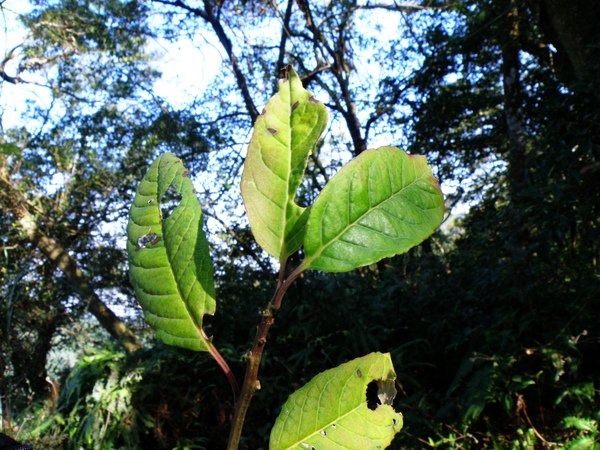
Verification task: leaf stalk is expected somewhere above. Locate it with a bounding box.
[206,337,240,399]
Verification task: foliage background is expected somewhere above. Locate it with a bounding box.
[0,0,598,448]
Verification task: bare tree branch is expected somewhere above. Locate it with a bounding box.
[0,163,142,354]
[205,211,272,273]
[152,0,208,18]
[203,0,259,122]
[0,44,23,84]
[151,1,259,121]
[272,0,294,81]
[295,0,367,154]
[357,1,457,13]
[364,79,408,143]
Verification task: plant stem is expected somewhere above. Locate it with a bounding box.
[206,338,240,399]
[226,261,305,450]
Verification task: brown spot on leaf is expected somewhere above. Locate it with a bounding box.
[308,96,319,103]
[137,232,160,250]
[291,101,300,111]
[267,127,278,135]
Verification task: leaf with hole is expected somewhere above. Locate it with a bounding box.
[303,146,444,272]
[241,65,328,261]
[126,152,215,352]
[270,352,402,450]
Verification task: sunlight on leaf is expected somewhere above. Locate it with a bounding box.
[127,153,215,352]
[241,65,328,261]
[303,147,444,272]
[270,352,403,450]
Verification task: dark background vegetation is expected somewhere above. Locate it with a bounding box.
[0,0,598,448]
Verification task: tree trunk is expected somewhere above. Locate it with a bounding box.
[0,168,141,353]
[502,0,528,197]
[9,312,60,399]
[30,230,142,353]
[501,0,533,307]
[538,0,600,101]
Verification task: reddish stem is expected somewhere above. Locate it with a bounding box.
[205,332,240,399]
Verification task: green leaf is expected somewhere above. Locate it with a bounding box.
[303,146,444,272]
[126,152,215,352]
[565,436,598,450]
[0,142,22,156]
[270,352,403,450]
[241,65,328,261]
[564,416,598,433]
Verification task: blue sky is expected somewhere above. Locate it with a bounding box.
[0,1,471,226]
[0,1,224,129]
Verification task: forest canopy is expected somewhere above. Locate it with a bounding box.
[0,0,598,448]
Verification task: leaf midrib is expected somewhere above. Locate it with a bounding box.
[304,165,431,268]
[159,162,207,343]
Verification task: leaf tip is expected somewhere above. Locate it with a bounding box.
[280,64,291,81]
[280,64,300,83]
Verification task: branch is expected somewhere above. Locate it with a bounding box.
[152,0,208,18]
[203,1,259,122]
[299,62,332,87]
[0,69,21,84]
[357,1,457,13]
[295,0,367,154]
[151,0,259,122]
[226,261,305,449]
[204,210,272,273]
[0,45,24,84]
[271,0,294,78]
[0,173,142,354]
[364,81,407,142]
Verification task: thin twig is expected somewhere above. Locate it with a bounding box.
[204,210,271,273]
[516,394,557,446]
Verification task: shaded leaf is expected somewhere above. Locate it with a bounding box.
[270,352,402,450]
[303,146,444,272]
[241,65,328,261]
[126,152,215,352]
[564,417,598,433]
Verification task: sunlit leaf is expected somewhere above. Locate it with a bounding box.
[303,146,444,272]
[564,416,598,433]
[126,152,215,352]
[241,65,328,261]
[564,436,597,450]
[270,352,403,450]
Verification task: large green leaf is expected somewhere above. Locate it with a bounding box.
[126,153,215,352]
[241,65,328,261]
[303,146,444,272]
[270,352,403,450]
